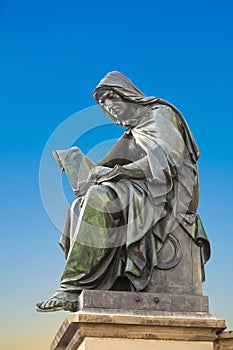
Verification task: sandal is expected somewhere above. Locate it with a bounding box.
[36,292,78,312]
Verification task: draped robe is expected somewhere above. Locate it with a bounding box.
[58,72,210,293]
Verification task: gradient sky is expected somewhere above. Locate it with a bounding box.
[1,0,233,349]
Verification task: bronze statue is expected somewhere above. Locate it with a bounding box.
[36,71,210,312]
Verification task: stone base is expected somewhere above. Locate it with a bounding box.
[51,311,226,350]
[78,289,209,313]
[51,290,227,350]
[78,337,216,350]
[215,331,233,350]
[150,222,204,295]
[50,291,226,350]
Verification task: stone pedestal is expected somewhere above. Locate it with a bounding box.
[150,224,204,295]
[215,331,233,350]
[50,290,226,350]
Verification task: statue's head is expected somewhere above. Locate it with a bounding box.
[96,89,141,127]
[93,71,149,127]
[93,71,200,161]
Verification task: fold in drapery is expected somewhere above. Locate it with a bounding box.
[56,71,210,293]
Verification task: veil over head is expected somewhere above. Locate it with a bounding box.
[94,71,200,162]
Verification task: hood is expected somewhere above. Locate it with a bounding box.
[93,71,200,161]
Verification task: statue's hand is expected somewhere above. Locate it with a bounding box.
[93,164,146,183]
[74,167,112,197]
[87,166,112,182]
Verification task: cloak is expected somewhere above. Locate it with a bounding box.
[59,71,210,293]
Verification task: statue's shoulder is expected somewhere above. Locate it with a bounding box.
[152,104,180,129]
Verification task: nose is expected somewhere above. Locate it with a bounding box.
[104,97,113,107]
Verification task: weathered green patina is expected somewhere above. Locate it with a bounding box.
[36,72,210,312]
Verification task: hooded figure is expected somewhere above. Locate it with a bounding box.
[37,71,210,312]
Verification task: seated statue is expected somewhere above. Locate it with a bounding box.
[36,71,210,312]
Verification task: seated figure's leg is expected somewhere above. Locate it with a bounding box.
[60,197,82,258]
[60,184,125,291]
[37,184,126,312]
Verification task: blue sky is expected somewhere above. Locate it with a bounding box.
[0,0,233,349]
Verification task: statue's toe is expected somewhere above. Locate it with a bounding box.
[36,292,78,312]
[36,297,67,312]
[36,301,42,308]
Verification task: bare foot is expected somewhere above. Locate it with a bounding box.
[36,291,79,312]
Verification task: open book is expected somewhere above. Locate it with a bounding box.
[52,147,96,192]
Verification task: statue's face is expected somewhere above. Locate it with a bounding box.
[98,90,138,127]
